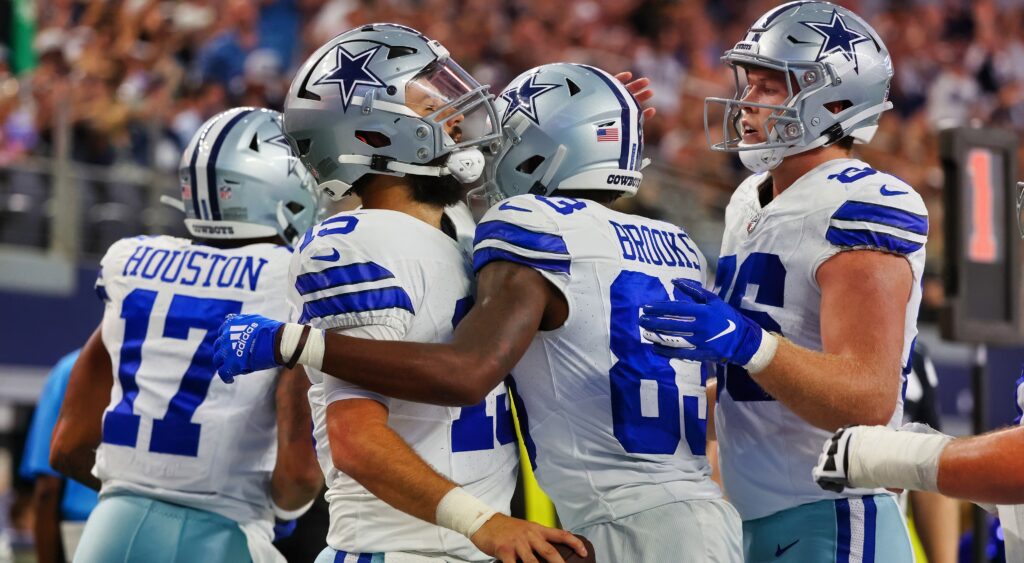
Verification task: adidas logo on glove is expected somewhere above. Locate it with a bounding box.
[230,322,259,357]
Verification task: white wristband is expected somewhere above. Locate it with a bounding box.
[279,323,326,371]
[435,486,497,539]
[743,329,779,374]
[848,426,953,492]
[272,497,315,521]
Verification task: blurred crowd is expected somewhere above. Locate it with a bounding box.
[0,0,1022,263]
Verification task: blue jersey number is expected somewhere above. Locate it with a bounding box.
[103,288,243,456]
[714,252,786,402]
[299,215,360,252]
[449,297,516,452]
[534,195,587,215]
[609,271,707,455]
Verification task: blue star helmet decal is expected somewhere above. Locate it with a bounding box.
[265,134,300,177]
[500,74,561,126]
[802,10,870,74]
[313,44,387,111]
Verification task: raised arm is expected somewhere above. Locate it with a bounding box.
[215,260,564,406]
[50,326,110,491]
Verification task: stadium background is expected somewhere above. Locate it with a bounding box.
[0,0,1021,561]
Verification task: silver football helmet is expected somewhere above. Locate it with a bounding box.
[283,23,501,201]
[481,63,644,205]
[178,107,317,245]
[705,1,894,173]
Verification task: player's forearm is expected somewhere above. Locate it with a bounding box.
[50,326,108,491]
[752,337,899,430]
[271,367,322,510]
[936,427,1024,504]
[32,476,65,563]
[329,417,456,524]
[48,439,100,491]
[908,490,958,563]
[318,334,500,406]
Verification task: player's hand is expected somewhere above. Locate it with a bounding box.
[614,71,656,119]
[813,423,951,494]
[213,313,284,383]
[813,425,858,493]
[470,513,587,563]
[639,279,770,368]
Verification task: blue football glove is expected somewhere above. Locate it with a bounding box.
[639,279,777,371]
[272,518,298,542]
[213,313,284,383]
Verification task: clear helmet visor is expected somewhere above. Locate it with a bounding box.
[405,59,501,153]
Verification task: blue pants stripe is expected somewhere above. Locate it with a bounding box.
[835,498,851,563]
[863,496,877,563]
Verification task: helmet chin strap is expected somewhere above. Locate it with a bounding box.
[336,147,486,183]
[738,101,893,173]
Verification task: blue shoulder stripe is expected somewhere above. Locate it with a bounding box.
[473,247,570,275]
[826,227,924,255]
[474,220,569,255]
[831,201,928,236]
[300,286,414,323]
[295,262,395,296]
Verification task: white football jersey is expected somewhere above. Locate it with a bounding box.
[715,158,927,520]
[292,210,518,560]
[94,235,292,526]
[473,194,723,532]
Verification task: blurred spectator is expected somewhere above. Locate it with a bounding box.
[0,0,1021,314]
[195,0,260,98]
[19,350,99,563]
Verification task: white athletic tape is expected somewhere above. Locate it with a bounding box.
[435,486,497,539]
[743,330,779,374]
[848,425,953,492]
[279,323,326,371]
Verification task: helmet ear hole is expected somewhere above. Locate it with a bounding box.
[825,100,853,114]
[294,138,312,156]
[355,130,392,148]
[566,78,581,96]
[249,134,260,151]
[387,46,418,59]
[515,155,546,174]
[286,201,305,214]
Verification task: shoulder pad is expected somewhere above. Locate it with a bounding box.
[473,195,575,275]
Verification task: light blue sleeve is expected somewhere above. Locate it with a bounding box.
[18,350,81,480]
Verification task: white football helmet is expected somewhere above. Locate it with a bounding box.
[479,63,645,206]
[283,23,501,201]
[705,1,894,173]
[179,107,317,245]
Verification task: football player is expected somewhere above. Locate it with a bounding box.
[246,25,584,563]
[814,184,1024,561]
[49,107,324,562]
[216,62,743,563]
[637,2,923,561]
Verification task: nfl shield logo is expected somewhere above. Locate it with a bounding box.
[219,185,233,200]
[746,212,762,234]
